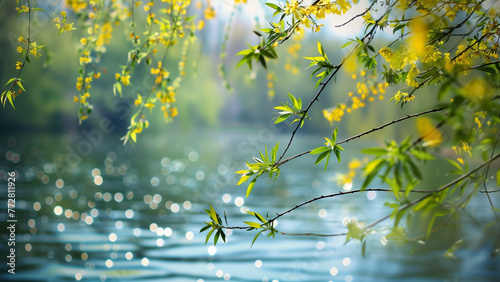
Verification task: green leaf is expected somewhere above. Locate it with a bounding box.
[497,169,500,187]
[411,150,435,160]
[246,177,257,197]
[205,228,214,245]
[113,82,122,97]
[244,221,262,229]
[333,148,342,163]
[362,241,366,258]
[315,151,330,165]
[214,230,220,245]
[251,230,263,247]
[200,225,211,233]
[310,146,330,155]
[444,239,463,259]
[6,92,15,109]
[361,148,388,156]
[210,205,219,224]
[265,3,280,11]
[274,113,291,124]
[332,127,338,143]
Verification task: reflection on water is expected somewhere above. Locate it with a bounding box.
[0,129,499,281]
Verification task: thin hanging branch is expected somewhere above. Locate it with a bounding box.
[275,107,447,167]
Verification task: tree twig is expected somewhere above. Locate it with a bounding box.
[275,107,447,167]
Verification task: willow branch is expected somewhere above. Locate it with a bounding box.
[276,18,383,163]
[335,0,377,28]
[481,133,500,221]
[275,107,447,167]
[365,152,500,230]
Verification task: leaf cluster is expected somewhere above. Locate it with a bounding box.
[236,143,281,197]
[310,128,344,170]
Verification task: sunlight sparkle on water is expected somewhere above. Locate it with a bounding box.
[255,260,263,268]
[185,231,194,240]
[318,209,327,218]
[208,246,217,256]
[164,227,173,237]
[54,206,62,216]
[343,181,353,191]
[114,193,124,202]
[105,259,113,268]
[222,193,231,203]
[170,203,180,213]
[125,252,133,260]
[125,209,134,218]
[94,176,103,185]
[109,233,117,242]
[115,221,123,229]
[330,267,338,276]
[141,257,149,266]
[216,270,223,278]
[343,257,351,266]
[133,228,142,237]
[367,191,377,200]
[234,197,244,207]
[156,238,164,247]
[156,227,164,236]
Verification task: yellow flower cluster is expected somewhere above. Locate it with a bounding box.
[151,61,169,84]
[53,11,75,33]
[392,90,414,103]
[474,111,490,129]
[79,50,92,65]
[283,0,355,35]
[452,142,472,165]
[324,70,388,124]
[65,0,88,13]
[323,104,346,124]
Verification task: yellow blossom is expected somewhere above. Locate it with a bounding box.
[170,107,178,117]
[204,6,215,20]
[15,61,23,70]
[120,74,131,86]
[17,46,24,53]
[134,94,142,106]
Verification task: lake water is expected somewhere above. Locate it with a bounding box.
[0,127,499,281]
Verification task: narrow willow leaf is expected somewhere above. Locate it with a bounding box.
[214,230,220,246]
[274,113,291,124]
[334,148,341,163]
[200,225,211,233]
[6,92,15,109]
[246,177,257,197]
[332,127,338,143]
[315,151,329,165]
[310,146,330,155]
[265,3,280,11]
[360,147,387,156]
[205,228,214,245]
[244,221,262,229]
[251,230,263,247]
